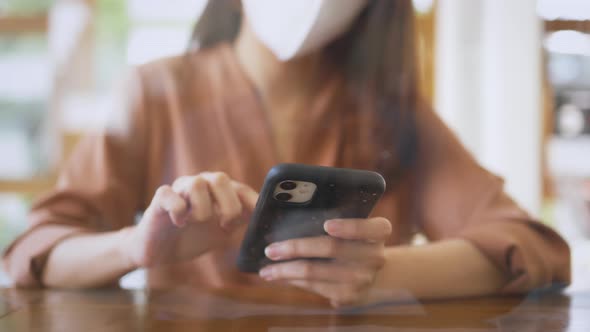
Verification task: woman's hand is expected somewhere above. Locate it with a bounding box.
[124,172,258,268]
[259,217,392,308]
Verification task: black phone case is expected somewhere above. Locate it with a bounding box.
[236,163,386,273]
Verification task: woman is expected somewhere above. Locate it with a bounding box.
[2,0,570,307]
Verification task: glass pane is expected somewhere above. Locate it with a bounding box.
[0,2,582,330]
[0,34,51,179]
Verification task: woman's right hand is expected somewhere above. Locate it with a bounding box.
[123,172,259,268]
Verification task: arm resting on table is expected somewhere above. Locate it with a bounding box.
[42,228,136,289]
[371,239,507,302]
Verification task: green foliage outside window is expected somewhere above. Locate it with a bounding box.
[0,0,52,15]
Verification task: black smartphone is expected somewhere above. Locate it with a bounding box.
[236,163,386,273]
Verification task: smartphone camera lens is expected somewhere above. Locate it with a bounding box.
[275,192,293,202]
[279,181,297,190]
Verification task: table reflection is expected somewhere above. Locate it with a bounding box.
[0,287,587,331]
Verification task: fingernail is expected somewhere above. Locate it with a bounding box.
[324,220,340,233]
[259,267,274,280]
[265,243,285,260]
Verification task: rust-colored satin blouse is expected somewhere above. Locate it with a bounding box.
[2,44,570,293]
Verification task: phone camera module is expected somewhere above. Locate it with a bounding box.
[275,192,293,202]
[279,181,297,190]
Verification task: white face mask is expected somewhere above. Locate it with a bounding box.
[242,0,369,61]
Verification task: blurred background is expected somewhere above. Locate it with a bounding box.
[0,0,588,287]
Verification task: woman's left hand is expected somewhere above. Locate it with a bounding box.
[259,217,392,308]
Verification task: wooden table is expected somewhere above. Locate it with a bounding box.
[1,285,589,332]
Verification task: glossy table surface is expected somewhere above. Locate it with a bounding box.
[1,284,589,332]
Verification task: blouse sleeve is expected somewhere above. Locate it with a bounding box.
[2,69,148,287]
[413,106,571,293]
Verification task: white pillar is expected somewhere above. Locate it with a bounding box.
[435,0,483,155]
[480,0,543,215]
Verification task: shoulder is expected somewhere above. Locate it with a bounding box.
[102,45,234,138]
[132,43,234,103]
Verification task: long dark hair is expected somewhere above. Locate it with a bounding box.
[189,0,419,185]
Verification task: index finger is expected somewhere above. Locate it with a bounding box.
[266,236,378,262]
[324,217,392,242]
[231,181,259,211]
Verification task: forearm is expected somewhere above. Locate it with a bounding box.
[371,239,508,302]
[42,227,136,289]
